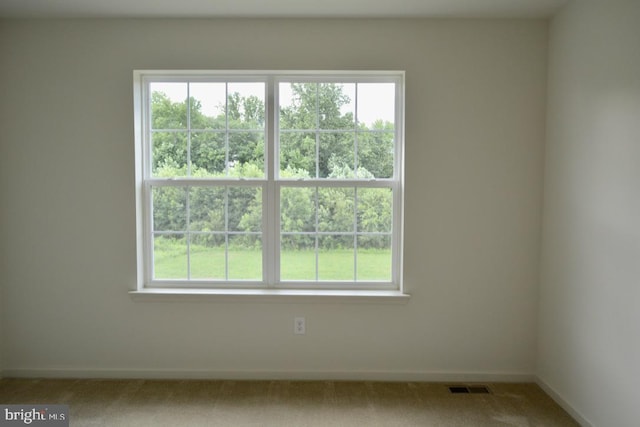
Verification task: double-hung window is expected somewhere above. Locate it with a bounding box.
[133,71,404,293]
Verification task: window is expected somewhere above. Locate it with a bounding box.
[133,71,404,293]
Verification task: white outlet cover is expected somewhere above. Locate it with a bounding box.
[294,317,306,334]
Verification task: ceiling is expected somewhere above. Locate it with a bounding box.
[0,0,569,19]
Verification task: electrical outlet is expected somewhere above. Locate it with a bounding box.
[294,317,306,335]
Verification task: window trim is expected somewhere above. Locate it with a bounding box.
[133,70,406,296]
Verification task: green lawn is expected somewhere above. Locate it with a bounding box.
[153,238,391,281]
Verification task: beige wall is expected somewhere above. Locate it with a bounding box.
[538,1,640,426]
[0,18,547,379]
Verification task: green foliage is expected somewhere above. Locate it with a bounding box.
[279,83,357,178]
[357,120,395,178]
[151,91,265,176]
[150,82,394,255]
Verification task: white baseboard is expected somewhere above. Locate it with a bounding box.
[2,367,534,383]
[535,376,593,427]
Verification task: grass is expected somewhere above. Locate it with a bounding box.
[153,237,391,281]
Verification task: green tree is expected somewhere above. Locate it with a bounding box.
[151,90,265,176]
[357,120,395,178]
[279,83,356,178]
[151,83,393,251]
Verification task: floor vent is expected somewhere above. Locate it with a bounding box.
[448,385,491,394]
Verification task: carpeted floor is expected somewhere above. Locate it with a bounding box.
[0,379,578,426]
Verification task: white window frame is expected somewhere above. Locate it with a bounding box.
[133,70,405,297]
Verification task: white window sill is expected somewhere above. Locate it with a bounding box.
[129,288,411,304]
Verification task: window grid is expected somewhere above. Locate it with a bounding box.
[137,71,403,291]
[151,183,265,282]
[278,185,393,283]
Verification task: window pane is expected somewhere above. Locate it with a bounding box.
[228,187,261,232]
[279,83,316,130]
[189,187,225,232]
[357,188,392,233]
[357,235,391,281]
[228,83,265,130]
[228,132,265,177]
[191,132,226,177]
[152,186,187,231]
[357,132,394,179]
[151,82,187,129]
[281,235,316,281]
[142,73,401,288]
[189,234,226,279]
[279,132,316,178]
[228,235,262,280]
[189,83,226,130]
[151,132,187,177]
[318,83,355,130]
[357,83,395,129]
[318,235,354,281]
[318,187,355,232]
[153,234,187,279]
[319,132,355,178]
[280,187,315,233]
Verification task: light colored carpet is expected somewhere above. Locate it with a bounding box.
[0,379,578,426]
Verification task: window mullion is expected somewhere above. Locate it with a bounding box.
[353,84,359,281]
[187,83,191,176]
[354,83,359,178]
[224,186,229,281]
[314,187,319,281]
[186,185,191,280]
[314,83,320,282]
[354,187,358,282]
[225,83,230,177]
[315,83,320,179]
[267,76,277,287]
